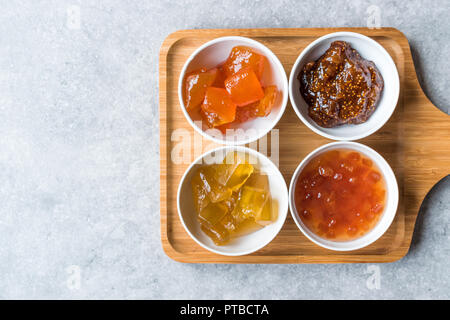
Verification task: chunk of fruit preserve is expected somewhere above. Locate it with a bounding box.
[198,202,228,227]
[220,151,254,191]
[201,87,237,127]
[234,102,258,123]
[226,163,254,192]
[254,86,277,116]
[198,166,232,203]
[224,68,264,107]
[222,46,266,79]
[208,161,253,192]
[233,185,268,222]
[256,197,277,226]
[232,218,263,237]
[200,220,230,245]
[244,172,277,225]
[184,68,218,111]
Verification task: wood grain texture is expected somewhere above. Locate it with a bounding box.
[159,28,449,263]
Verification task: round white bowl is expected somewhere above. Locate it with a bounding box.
[289,32,400,141]
[177,146,288,256]
[288,141,399,251]
[178,36,288,145]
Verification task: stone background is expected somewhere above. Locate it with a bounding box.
[0,0,448,299]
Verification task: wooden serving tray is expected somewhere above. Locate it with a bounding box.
[159,28,449,263]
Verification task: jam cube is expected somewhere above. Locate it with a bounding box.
[209,156,254,192]
[209,163,236,186]
[232,218,263,237]
[200,220,230,245]
[184,68,218,111]
[220,212,237,232]
[198,167,232,203]
[234,102,258,123]
[255,197,278,226]
[233,185,268,221]
[221,210,264,239]
[221,192,238,214]
[221,152,254,191]
[224,68,265,107]
[234,85,277,120]
[201,87,237,127]
[226,164,254,192]
[242,172,276,225]
[198,201,228,226]
[222,46,266,79]
[254,86,277,117]
[257,198,272,225]
[244,170,269,190]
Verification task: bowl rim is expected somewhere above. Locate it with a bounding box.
[178,36,289,146]
[288,141,399,251]
[288,31,400,141]
[177,145,289,256]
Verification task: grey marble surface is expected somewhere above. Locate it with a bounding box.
[0,0,449,299]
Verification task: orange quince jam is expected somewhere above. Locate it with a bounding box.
[224,68,265,107]
[183,46,277,128]
[254,85,277,116]
[200,87,236,128]
[234,85,278,122]
[222,46,266,79]
[184,68,218,111]
[294,149,386,241]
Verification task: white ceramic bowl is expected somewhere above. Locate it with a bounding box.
[288,141,399,251]
[177,146,288,256]
[289,32,400,141]
[178,36,288,145]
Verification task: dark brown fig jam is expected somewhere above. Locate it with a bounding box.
[298,41,384,128]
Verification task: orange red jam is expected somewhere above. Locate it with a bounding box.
[294,149,386,241]
[183,46,278,129]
